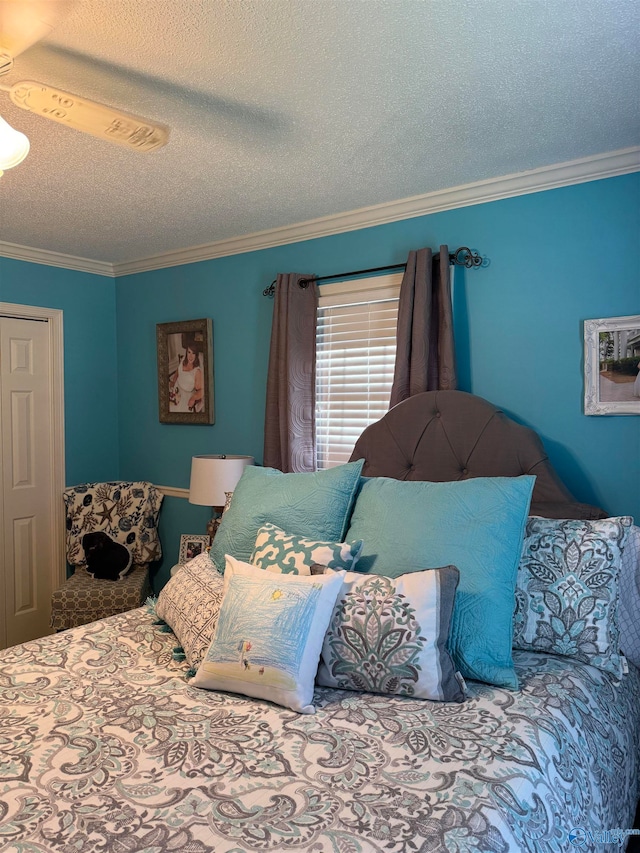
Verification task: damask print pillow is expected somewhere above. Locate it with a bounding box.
[193,556,345,713]
[208,460,364,574]
[346,475,536,689]
[512,516,633,676]
[317,567,466,702]
[250,523,363,575]
[156,551,224,669]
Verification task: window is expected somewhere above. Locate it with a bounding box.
[315,274,402,469]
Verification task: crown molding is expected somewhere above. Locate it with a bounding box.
[0,240,114,276]
[2,147,638,278]
[112,146,640,276]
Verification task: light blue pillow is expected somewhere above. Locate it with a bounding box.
[209,460,364,574]
[345,475,536,689]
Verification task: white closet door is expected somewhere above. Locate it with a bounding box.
[0,316,55,648]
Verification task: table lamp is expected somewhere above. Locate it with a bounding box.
[189,454,254,542]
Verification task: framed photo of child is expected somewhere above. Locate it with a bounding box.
[157,318,214,424]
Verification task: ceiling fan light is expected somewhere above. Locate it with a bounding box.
[0,115,29,169]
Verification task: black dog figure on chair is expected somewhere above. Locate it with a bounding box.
[82,532,133,581]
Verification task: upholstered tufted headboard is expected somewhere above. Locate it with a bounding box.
[350,390,606,519]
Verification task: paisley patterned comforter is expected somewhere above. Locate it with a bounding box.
[1,607,638,853]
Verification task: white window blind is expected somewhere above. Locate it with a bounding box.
[316,274,402,469]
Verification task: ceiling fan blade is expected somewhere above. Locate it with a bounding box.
[0,0,76,59]
[9,79,170,151]
[32,43,288,142]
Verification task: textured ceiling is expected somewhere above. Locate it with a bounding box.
[0,0,638,265]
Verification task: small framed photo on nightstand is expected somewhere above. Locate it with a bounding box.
[178,534,210,563]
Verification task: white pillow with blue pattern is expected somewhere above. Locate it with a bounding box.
[317,567,466,702]
[156,551,225,670]
[250,523,363,575]
[513,516,633,677]
[193,556,346,713]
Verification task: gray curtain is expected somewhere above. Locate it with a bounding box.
[263,273,318,472]
[389,246,457,408]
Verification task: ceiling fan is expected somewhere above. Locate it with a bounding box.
[0,0,169,169]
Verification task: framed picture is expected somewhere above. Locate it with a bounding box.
[157,318,214,424]
[584,314,640,415]
[178,534,210,563]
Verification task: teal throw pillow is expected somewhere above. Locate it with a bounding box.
[345,475,536,689]
[208,460,364,574]
[250,523,363,574]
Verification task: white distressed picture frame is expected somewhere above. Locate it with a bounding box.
[584,315,640,415]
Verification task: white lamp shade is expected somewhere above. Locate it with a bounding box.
[189,455,254,507]
[0,116,30,170]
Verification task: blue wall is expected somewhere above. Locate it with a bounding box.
[0,258,119,484]
[117,173,639,587]
[2,173,638,590]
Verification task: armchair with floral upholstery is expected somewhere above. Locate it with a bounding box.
[51,481,163,630]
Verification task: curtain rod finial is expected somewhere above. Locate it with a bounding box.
[449,247,484,269]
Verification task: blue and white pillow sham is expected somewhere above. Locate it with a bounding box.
[513,516,632,676]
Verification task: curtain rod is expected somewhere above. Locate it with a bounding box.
[262,246,483,296]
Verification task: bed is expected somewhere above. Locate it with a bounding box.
[1,391,639,853]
